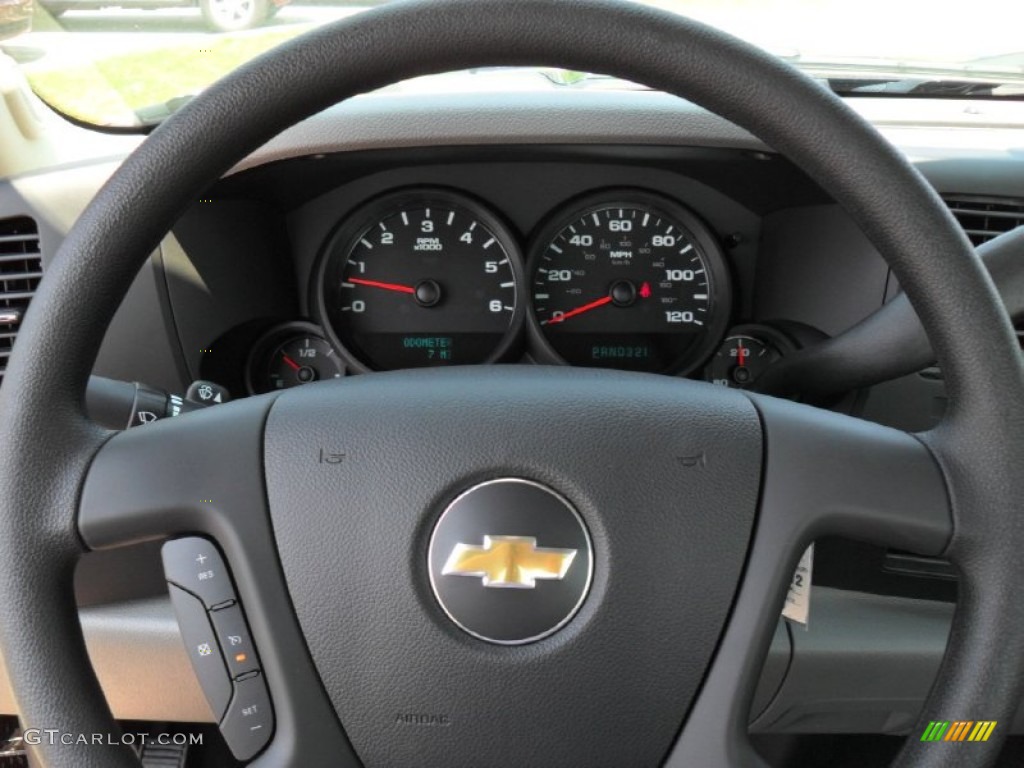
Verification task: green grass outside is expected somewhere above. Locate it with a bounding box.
[17,0,894,127]
[26,28,304,125]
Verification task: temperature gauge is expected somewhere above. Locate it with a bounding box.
[705,333,780,389]
[247,324,344,394]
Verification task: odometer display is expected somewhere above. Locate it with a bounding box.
[529,193,730,374]
[319,190,523,371]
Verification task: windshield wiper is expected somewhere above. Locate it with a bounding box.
[134,94,195,128]
[792,55,1024,99]
[826,78,1024,98]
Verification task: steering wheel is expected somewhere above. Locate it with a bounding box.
[2,1,1022,766]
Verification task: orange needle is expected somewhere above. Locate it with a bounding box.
[349,277,416,295]
[542,295,613,326]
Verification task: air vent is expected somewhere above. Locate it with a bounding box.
[943,195,1024,246]
[0,216,42,386]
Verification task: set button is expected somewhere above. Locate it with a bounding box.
[220,673,273,762]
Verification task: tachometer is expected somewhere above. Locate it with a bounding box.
[318,190,524,371]
[528,192,730,374]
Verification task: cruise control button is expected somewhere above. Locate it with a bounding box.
[221,673,273,761]
[167,584,232,720]
[162,537,235,608]
[210,604,260,678]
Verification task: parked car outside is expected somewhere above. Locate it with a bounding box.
[0,0,31,41]
[40,0,287,32]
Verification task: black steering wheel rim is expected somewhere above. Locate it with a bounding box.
[1,1,1022,766]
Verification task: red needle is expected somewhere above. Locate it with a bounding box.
[543,295,613,325]
[282,355,301,372]
[349,277,416,295]
[737,340,748,368]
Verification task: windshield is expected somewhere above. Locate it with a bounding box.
[2,0,1024,128]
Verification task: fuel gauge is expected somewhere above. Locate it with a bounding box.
[268,335,342,390]
[247,323,344,394]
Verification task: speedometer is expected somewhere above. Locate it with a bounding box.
[528,192,731,374]
[317,189,524,371]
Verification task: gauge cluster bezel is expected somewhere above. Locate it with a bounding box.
[305,185,735,379]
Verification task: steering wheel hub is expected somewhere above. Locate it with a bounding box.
[262,369,762,766]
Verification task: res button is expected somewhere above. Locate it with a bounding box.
[162,537,236,609]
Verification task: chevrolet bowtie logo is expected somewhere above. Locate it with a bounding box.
[442,535,577,589]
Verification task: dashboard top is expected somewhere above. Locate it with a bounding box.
[10,90,1024,184]
[226,91,1024,176]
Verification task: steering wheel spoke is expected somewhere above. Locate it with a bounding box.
[77,396,358,767]
[79,396,273,550]
[667,393,953,766]
[751,395,952,554]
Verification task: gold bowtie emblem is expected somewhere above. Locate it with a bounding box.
[442,535,577,589]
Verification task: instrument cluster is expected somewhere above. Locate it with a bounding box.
[248,185,763,392]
